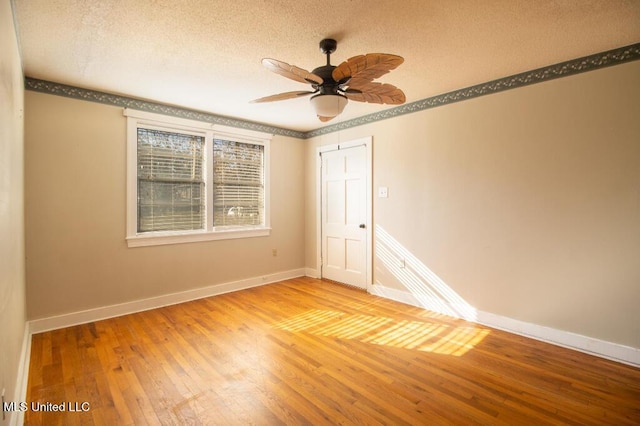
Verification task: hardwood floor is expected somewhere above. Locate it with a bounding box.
[25,277,640,425]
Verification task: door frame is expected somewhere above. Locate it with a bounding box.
[315,136,373,291]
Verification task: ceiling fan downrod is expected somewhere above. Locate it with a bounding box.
[312,39,341,96]
[319,38,337,66]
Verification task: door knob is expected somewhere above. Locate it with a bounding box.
[359,224,366,229]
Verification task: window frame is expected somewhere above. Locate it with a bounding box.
[125,109,271,247]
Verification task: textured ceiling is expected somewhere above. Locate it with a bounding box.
[13,0,640,132]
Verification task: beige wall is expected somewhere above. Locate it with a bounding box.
[306,60,640,348]
[1,0,27,417]
[25,92,306,319]
[21,49,640,352]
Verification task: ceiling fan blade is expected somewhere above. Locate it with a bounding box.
[345,82,406,105]
[318,115,335,122]
[262,58,323,85]
[342,88,362,95]
[333,53,404,83]
[251,91,315,103]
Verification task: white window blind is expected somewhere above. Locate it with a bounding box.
[213,139,264,227]
[126,109,271,247]
[137,128,205,232]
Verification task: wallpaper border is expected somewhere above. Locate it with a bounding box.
[307,42,640,137]
[23,78,307,139]
[25,42,640,139]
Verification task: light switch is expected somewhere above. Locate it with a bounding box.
[378,186,389,198]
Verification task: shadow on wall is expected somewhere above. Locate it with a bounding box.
[375,225,478,322]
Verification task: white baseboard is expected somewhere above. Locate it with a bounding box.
[8,322,32,426]
[369,283,639,368]
[475,311,640,368]
[29,269,305,334]
[304,267,320,278]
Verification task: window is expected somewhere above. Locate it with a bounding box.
[213,139,265,227]
[137,128,205,233]
[125,109,271,247]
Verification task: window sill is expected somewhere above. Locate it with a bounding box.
[126,227,271,248]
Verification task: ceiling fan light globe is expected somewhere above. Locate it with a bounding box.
[310,94,348,118]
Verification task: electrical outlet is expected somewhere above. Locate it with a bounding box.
[272,249,277,257]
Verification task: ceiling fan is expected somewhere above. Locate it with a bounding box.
[251,38,406,122]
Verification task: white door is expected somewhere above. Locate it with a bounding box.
[321,144,368,289]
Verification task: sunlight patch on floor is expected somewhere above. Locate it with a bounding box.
[275,309,490,356]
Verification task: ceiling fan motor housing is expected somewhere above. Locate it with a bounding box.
[312,64,340,95]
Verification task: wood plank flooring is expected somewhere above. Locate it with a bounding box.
[25,277,640,425]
